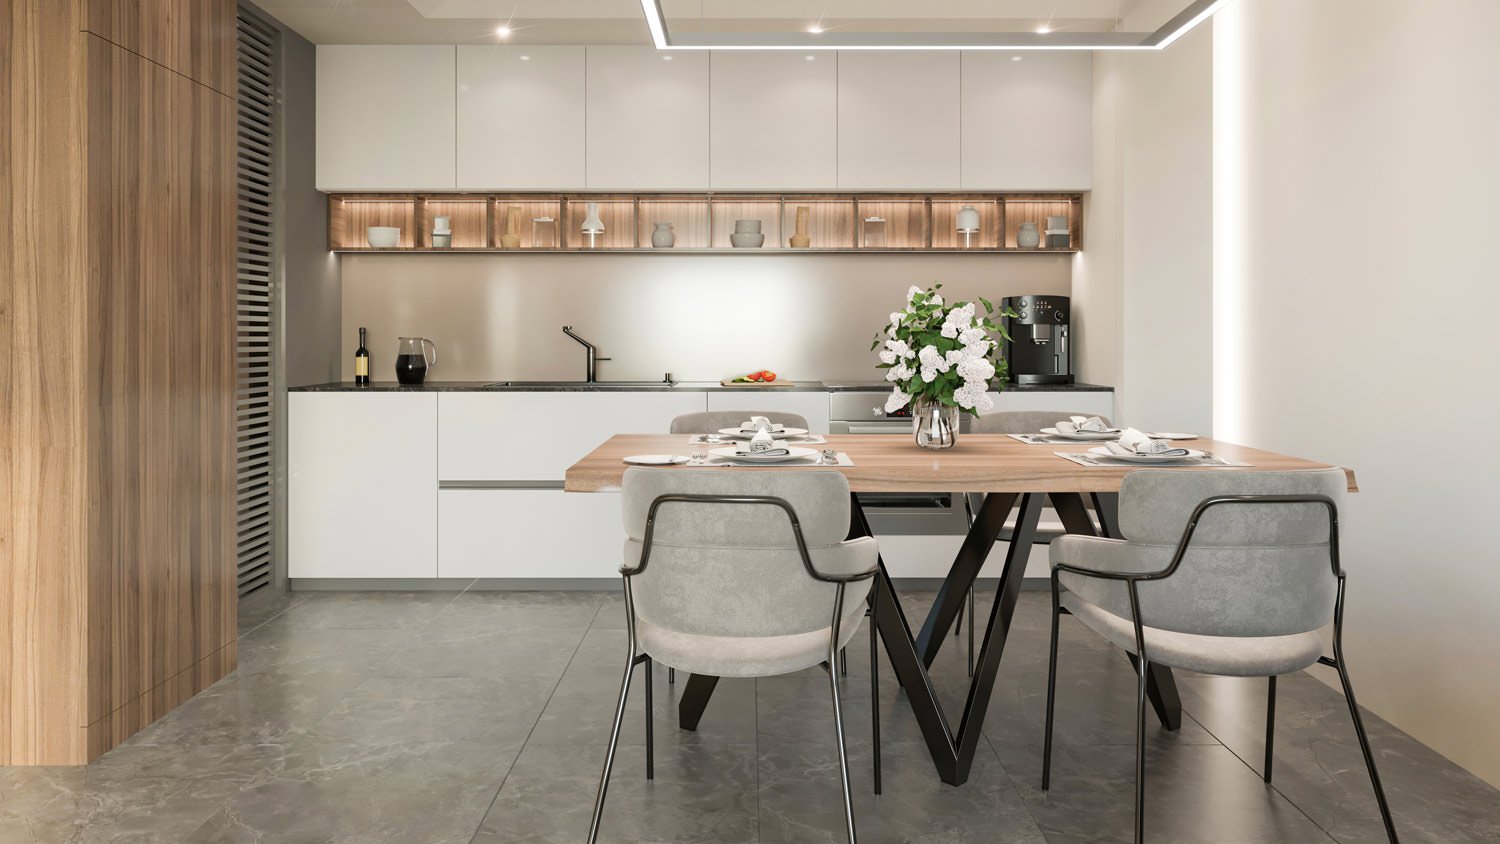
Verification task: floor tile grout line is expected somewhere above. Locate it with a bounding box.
[468,604,600,844]
[1173,696,1346,842]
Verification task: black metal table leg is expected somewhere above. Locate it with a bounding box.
[1050,493,1100,536]
[1092,491,1183,732]
[915,493,1018,668]
[676,673,720,731]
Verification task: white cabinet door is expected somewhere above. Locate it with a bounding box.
[439,490,622,579]
[961,52,1092,190]
[457,46,586,190]
[289,393,438,578]
[585,47,709,190]
[709,52,837,189]
[438,392,707,481]
[837,52,961,190]
[316,46,456,191]
[706,391,831,433]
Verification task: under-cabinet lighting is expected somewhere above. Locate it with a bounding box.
[519,55,530,61]
[495,25,511,37]
[636,0,1226,51]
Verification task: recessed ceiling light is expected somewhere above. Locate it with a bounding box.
[807,25,824,34]
[662,54,673,60]
[1035,24,1051,35]
[1012,56,1023,61]
[495,25,511,37]
[805,55,816,61]
[519,55,530,61]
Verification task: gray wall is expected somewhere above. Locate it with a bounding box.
[278,23,341,386]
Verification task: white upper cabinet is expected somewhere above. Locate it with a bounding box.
[316,46,456,191]
[961,52,1092,190]
[585,48,709,190]
[837,52,961,190]
[709,52,838,190]
[457,47,586,190]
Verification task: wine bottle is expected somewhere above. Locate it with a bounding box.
[354,326,370,386]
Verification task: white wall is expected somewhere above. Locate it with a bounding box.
[1212,0,1500,787]
[339,253,1072,382]
[1073,7,1214,435]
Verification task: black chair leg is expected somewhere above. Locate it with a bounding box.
[1264,676,1277,783]
[1134,654,1149,844]
[1331,657,1400,842]
[1042,581,1061,790]
[668,667,674,685]
[839,647,848,676]
[644,657,654,780]
[588,650,638,843]
[870,611,881,795]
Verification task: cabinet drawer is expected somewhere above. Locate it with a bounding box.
[439,489,622,579]
[438,392,707,481]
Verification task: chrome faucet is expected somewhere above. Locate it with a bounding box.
[562,325,610,383]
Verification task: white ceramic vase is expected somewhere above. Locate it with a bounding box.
[651,222,675,248]
[1017,221,1041,249]
[581,202,605,247]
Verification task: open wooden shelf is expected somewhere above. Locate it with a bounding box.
[327,192,1082,253]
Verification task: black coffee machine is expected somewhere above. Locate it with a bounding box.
[1001,295,1073,385]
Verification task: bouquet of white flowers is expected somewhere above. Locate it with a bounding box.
[871,284,1015,417]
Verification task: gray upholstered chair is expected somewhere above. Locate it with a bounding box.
[589,468,881,844]
[950,410,1114,675]
[669,410,810,434]
[1043,469,1398,844]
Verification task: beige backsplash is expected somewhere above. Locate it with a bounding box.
[337,252,1071,383]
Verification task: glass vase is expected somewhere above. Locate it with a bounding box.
[913,399,960,449]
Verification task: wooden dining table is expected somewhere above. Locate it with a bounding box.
[565,433,1356,787]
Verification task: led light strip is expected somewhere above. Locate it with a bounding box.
[639,0,1230,51]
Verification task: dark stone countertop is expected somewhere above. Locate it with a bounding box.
[290,380,1114,393]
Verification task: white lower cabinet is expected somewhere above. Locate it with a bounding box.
[706,391,831,433]
[990,390,1114,419]
[439,489,622,579]
[438,391,707,481]
[289,392,438,578]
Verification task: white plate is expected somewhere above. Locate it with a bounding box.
[1041,427,1120,441]
[1087,446,1203,464]
[710,445,819,464]
[622,454,690,466]
[1143,432,1198,441]
[718,427,810,440]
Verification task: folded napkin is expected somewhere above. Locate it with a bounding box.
[744,430,789,456]
[741,416,784,433]
[1056,415,1115,435]
[1105,428,1191,458]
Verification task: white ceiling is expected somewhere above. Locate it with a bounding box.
[256,0,1198,46]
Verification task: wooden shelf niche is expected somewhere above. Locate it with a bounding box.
[564,196,636,249]
[327,192,1081,253]
[638,197,710,249]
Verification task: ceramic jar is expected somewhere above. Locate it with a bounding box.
[651,222,675,248]
[1017,221,1041,249]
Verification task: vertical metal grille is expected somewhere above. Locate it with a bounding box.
[236,9,278,597]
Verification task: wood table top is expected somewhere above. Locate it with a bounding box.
[563,434,1357,494]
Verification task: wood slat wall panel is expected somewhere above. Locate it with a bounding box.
[83,0,236,96]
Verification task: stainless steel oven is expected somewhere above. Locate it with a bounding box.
[827,387,969,536]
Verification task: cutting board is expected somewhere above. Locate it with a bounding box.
[720,379,799,387]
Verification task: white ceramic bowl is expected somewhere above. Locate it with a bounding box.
[729,232,765,248]
[367,226,401,248]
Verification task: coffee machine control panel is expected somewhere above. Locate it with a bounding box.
[1009,296,1070,325]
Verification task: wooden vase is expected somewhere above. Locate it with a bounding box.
[788,206,811,249]
[499,205,522,249]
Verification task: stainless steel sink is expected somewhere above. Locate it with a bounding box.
[485,380,676,389]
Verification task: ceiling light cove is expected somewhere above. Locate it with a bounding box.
[637,0,1231,52]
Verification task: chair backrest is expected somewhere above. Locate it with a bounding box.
[969,410,1113,435]
[621,468,875,640]
[1117,468,1347,637]
[669,410,811,434]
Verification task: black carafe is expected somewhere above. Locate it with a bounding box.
[394,336,436,385]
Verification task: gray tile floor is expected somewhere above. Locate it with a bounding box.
[3,587,1498,843]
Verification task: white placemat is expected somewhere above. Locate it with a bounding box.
[689,433,827,445]
[1008,433,1107,445]
[704,451,853,467]
[1054,450,1250,468]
